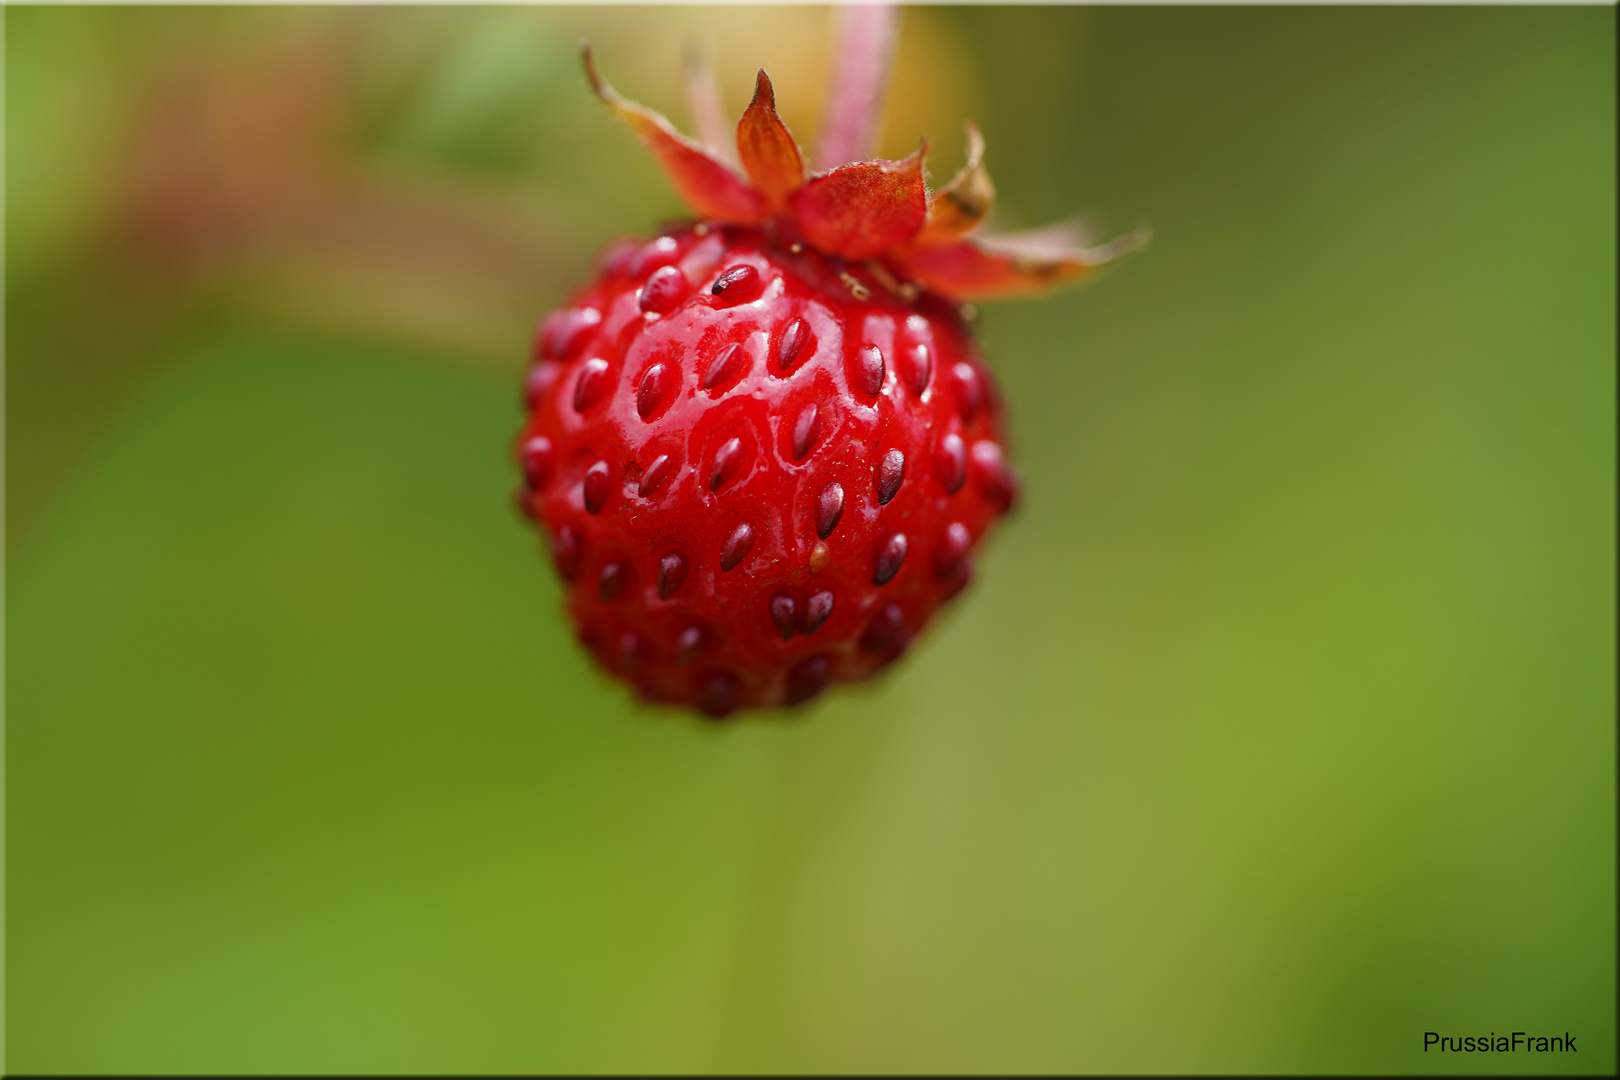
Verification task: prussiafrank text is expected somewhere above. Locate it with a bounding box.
[1424,1032,1576,1053]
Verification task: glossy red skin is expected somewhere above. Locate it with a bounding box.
[517,223,1016,716]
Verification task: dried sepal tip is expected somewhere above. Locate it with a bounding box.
[916,123,994,246]
[897,221,1152,302]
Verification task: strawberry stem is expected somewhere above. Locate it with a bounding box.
[815,3,900,170]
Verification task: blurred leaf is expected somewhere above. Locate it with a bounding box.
[380,11,568,173]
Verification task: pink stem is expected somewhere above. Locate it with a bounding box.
[815,3,900,170]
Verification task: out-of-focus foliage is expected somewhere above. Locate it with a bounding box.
[5,6,1614,1074]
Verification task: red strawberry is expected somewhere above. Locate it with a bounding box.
[517,41,1141,717]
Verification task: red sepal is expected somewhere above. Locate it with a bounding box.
[584,45,764,226]
[787,146,928,261]
[736,70,804,213]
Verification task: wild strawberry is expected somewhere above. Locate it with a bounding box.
[517,36,1142,717]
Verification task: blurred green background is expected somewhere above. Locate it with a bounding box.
[5,5,1614,1074]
